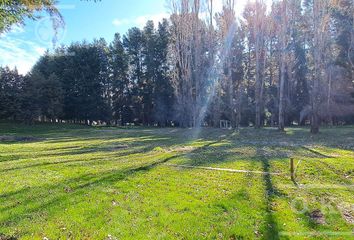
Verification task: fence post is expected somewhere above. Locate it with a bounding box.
[290,158,295,182]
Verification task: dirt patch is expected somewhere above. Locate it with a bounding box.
[342,211,354,224]
[64,186,73,193]
[170,146,196,152]
[112,200,118,206]
[165,164,283,175]
[309,209,326,225]
[0,135,42,142]
[116,144,128,148]
[0,233,17,240]
[337,203,354,224]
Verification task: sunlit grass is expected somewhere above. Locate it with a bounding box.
[0,123,353,239]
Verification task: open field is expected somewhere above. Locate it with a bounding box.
[0,123,353,239]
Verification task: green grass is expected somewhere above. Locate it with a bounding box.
[0,122,353,239]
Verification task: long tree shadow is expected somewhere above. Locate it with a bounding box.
[168,134,290,239]
[0,142,162,171]
[0,133,177,166]
[165,131,291,239]
[0,130,235,232]
[0,153,183,229]
[257,148,282,240]
[300,146,334,158]
[1,126,351,237]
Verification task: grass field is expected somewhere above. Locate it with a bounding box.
[0,123,353,239]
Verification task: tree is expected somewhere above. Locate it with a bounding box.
[123,27,144,124]
[0,66,23,119]
[38,73,63,121]
[94,38,112,123]
[141,20,156,125]
[304,0,334,133]
[278,0,288,131]
[287,0,310,125]
[153,19,174,126]
[214,1,244,128]
[110,33,130,125]
[169,0,214,127]
[1,1,353,127]
[20,71,42,124]
[243,0,267,128]
[254,0,267,129]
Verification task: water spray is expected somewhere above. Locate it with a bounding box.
[191,22,237,139]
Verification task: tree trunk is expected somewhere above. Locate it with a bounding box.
[311,112,319,134]
[278,0,287,131]
[255,37,262,129]
[327,66,333,126]
[254,1,266,129]
[279,62,286,131]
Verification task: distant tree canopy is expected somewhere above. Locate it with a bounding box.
[0,0,353,133]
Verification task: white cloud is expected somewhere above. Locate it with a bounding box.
[0,24,25,38]
[111,1,258,32]
[9,25,25,35]
[35,46,46,55]
[0,35,46,75]
[134,13,169,28]
[112,19,130,26]
[112,13,169,29]
[0,21,60,75]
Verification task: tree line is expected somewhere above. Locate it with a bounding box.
[0,0,353,133]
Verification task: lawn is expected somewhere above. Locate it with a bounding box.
[0,123,353,239]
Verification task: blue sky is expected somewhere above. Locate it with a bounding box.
[0,0,269,74]
[0,0,169,74]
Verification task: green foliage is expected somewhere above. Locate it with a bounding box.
[0,67,23,119]
[39,73,63,119]
[110,33,130,124]
[0,19,174,126]
[154,19,174,126]
[0,2,353,127]
[20,71,42,124]
[0,0,63,37]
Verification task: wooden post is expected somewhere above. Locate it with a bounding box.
[290,158,295,182]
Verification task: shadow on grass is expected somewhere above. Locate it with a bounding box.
[0,131,233,232]
[0,134,176,165]
[259,150,281,240]
[0,140,179,173]
[168,132,289,239]
[0,153,182,229]
[300,146,334,158]
[0,125,352,237]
